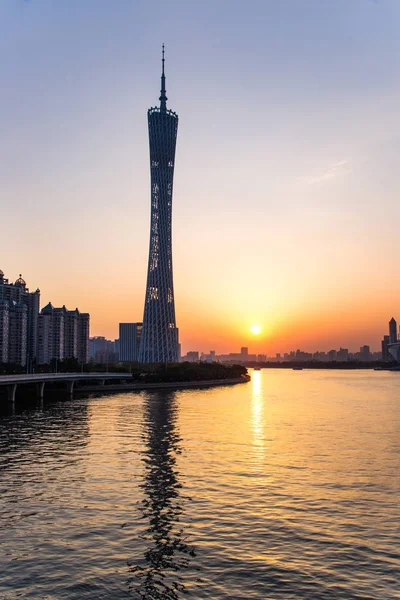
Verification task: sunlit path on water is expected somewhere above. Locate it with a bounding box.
[0,369,399,599]
[250,370,265,472]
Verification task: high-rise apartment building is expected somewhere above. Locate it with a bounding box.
[7,301,28,366]
[38,304,58,364]
[0,300,9,363]
[37,304,89,364]
[75,310,90,364]
[0,270,40,366]
[37,304,65,364]
[119,323,143,362]
[139,48,179,363]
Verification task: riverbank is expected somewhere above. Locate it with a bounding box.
[75,375,251,394]
[246,362,397,370]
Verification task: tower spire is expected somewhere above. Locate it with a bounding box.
[159,44,167,111]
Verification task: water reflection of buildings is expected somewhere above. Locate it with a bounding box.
[251,370,265,470]
[129,391,196,598]
[0,401,90,504]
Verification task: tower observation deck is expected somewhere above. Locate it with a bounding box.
[138,47,179,363]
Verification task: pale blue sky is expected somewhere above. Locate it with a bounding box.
[1,0,399,352]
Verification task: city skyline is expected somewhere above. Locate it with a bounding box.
[90,314,398,360]
[0,267,89,368]
[1,1,399,354]
[0,265,396,356]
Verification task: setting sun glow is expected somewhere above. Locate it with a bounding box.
[251,324,262,335]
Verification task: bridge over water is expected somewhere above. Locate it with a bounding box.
[0,373,132,405]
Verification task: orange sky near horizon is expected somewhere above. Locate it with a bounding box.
[1,255,396,356]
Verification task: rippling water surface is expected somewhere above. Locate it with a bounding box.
[0,369,399,599]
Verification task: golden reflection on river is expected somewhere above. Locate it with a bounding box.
[250,370,265,471]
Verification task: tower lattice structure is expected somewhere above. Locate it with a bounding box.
[138,47,179,363]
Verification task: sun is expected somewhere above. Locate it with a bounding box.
[251,324,262,335]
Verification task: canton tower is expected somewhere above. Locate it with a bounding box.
[138,47,179,363]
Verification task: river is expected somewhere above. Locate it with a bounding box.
[0,369,399,599]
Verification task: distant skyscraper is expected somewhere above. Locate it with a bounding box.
[119,323,142,362]
[138,47,179,364]
[359,345,371,361]
[75,310,90,363]
[381,335,390,362]
[89,336,107,360]
[327,349,337,361]
[337,347,349,361]
[389,317,397,344]
[88,336,118,364]
[186,351,199,362]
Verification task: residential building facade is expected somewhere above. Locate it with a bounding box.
[0,270,40,366]
[37,304,89,364]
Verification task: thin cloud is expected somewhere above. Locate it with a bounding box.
[299,160,350,185]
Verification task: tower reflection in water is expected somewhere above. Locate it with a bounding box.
[129,391,196,599]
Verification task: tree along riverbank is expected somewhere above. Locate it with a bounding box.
[75,375,250,394]
[131,362,248,383]
[72,363,250,393]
